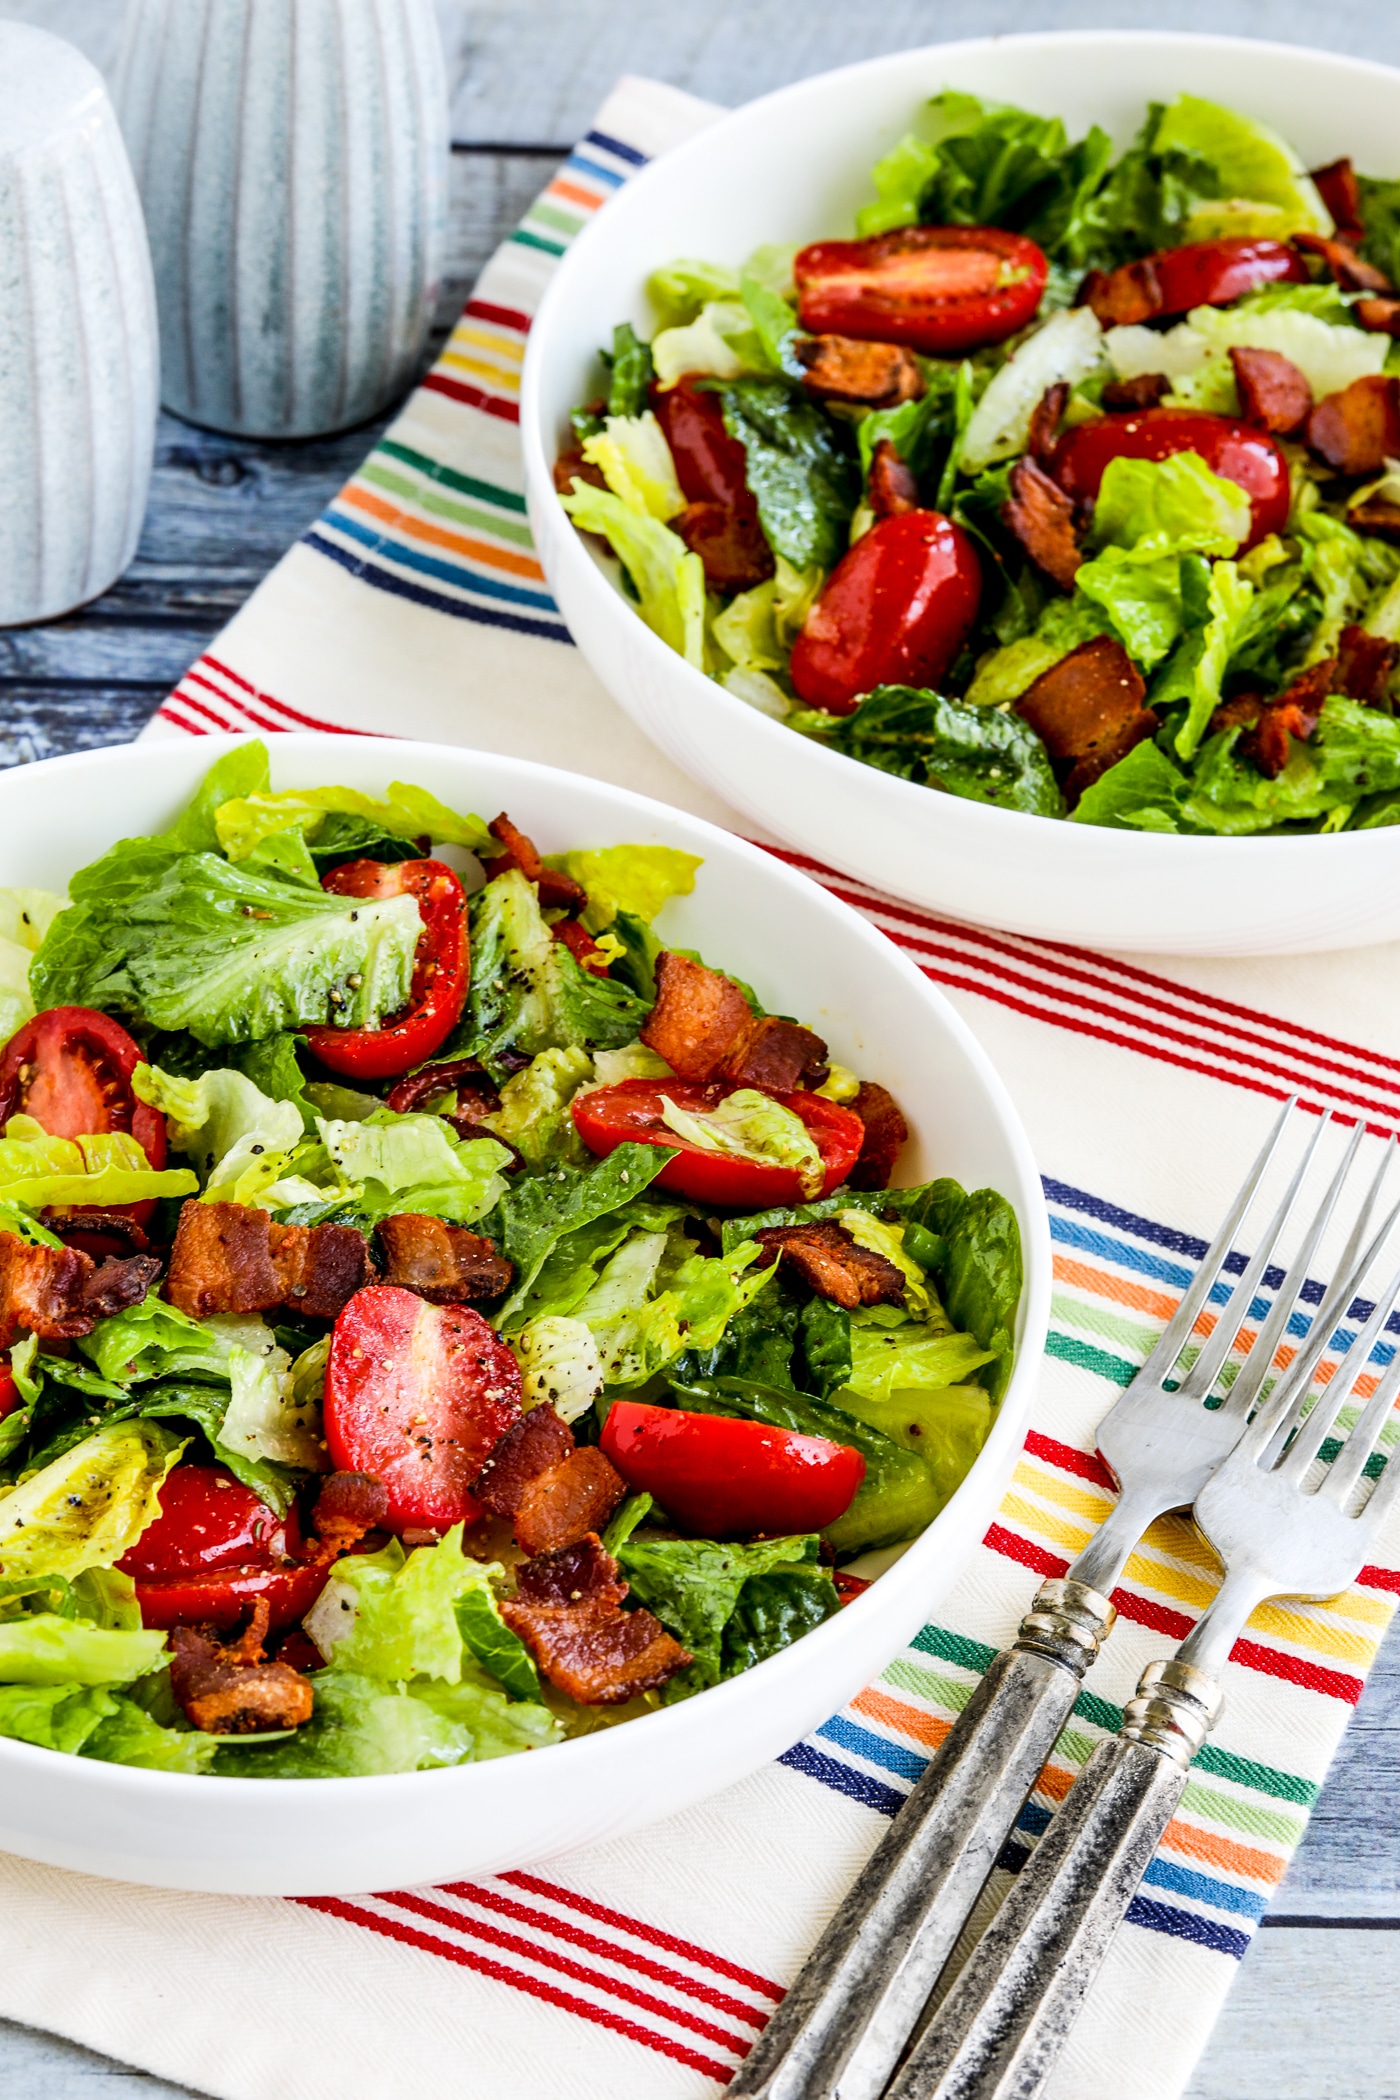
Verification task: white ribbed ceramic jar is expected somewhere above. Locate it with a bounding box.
[0,24,158,628]
[114,0,449,439]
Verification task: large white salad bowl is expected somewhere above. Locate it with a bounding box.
[521,31,1400,958]
[0,735,1047,1897]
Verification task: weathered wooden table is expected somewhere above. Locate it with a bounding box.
[2,1,1398,2093]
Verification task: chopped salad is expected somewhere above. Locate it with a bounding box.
[0,745,1019,1779]
[557,93,1400,835]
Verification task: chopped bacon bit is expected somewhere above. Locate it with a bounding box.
[1306,374,1400,475]
[169,1598,314,1735]
[0,1231,151,1350]
[81,1253,163,1319]
[38,1209,151,1261]
[795,334,925,409]
[725,1015,829,1093]
[386,1056,499,1120]
[1337,623,1400,707]
[641,950,755,1082]
[485,814,588,913]
[868,439,920,520]
[1355,297,1400,337]
[1015,636,1158,807]
[311,1471,389,1557]
[756,1220,907,1311]
[499,1590,690,1705]
[514,1446,627,1558]
[553,445,608,497]
[1238,660,1335,778]
[1293,230,1393,294]
[376,1212,514,1304]
[514,1532,628,1609]
[847,1081,909,1192]
[1209,693,1266,736]
[1309,158,1366,244]
[1078,258,1162,328]
[470,1404,576,1517]
[1027,383,1070,465]
[1350,495,1400,541]
[552,916,611,976]
[672,499,776,593]
[1002,456,1082,590]
[165,1202,372,1321]
[1229,346,1313,436]
[1101,373,1170,412]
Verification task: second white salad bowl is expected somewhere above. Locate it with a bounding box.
[0,734,1047,1897]
[521,31,1400,957]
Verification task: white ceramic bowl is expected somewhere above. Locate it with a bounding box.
[522,31,1400,958]
[0,734,1047,1896]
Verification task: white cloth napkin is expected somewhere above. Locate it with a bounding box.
[0,74,1397,2100]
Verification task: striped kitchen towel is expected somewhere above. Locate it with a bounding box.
[1,71,1399,2100]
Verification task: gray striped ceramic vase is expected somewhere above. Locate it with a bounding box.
[113,0,449,439]
[0,23,158,627]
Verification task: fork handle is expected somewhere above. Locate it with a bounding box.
[885,1658,1223,2100]
[724,1580,1114,2100]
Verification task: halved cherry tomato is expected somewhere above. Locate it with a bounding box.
[571,1079,864,1207]
[795,226,1048,356]
[1050,408,1291,550]
[303,858,468,1082]
[650,376,753,507]
[117,1462,326,1631]
[324,1286,521,1532]
[1085,237,1307,326]
[0,1369,17,1422]
[790,509,982,715]
[602,1402,866,1538]
[0,1006,168,1226]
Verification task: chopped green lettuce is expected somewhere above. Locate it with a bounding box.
[303,1527,533,1693]
[613,1527,834,1698]
[0,1682,124,1755]
[647,259,741,331]
[316,1112,511,1225]
[960,308,1102,472]
[0,1423,186,1579]
[837,1384,993,1513]
[1070,738,1194,832]
[541,844,701,934]
[215,1661,560,1778]
[462,867,649,1081]
[583,411,686,521]
[218,1341,322,1473]
[483,1047,594,1168]
[576,1231,773,1388]
[1150,95,1330,242]
[0,1119,196,1209]
[716,380,859,572]
[656,1088,825,1199]
[0,1614,166,1687]
[793,685,1065,817]
[212,781,493,865]
[1152,558,1255,759]
[133,1061,304,1197]
[604,322,655,418]
[512,1316,604,1422]
[846,1325,994,1404]
[650,301,764,386]
[1090,453,1251,562]
[81,1694,220,1773]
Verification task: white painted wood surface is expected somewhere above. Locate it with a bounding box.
[2,0,1400,2092]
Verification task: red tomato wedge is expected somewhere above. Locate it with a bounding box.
[795,226,1048,356]
[790,510,982,715]
[571,1079,864,1207]
[650,376,753,508]
[0,1369,17,1423]
[1050,408,1291,550]
[601,1402,866,1538]
[1084,236,1307,326]
[302,858,468,1082]
[324,1286,521,1532]
[0,1006,168,1225]
[117,1462,325,1631]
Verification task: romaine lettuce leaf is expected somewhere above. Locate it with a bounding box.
[483,1047,593,1168]
[1150,95,1330,243]
[0,1118,196,1210]
[560,480,707,667]
[582,412,685,521]
[512,1317,605,1422]
[1070,737,1194,832]
[218,1341,321,1472]
[316,1112,511,1225]
[133,1061,305,1197]
[579,1234,773,1389]
[1089,453,1251,562]
[81,1693,220,1773]
[651,301,763,386]
[1152,557,1255,758]
[614,1527,833,1699]
[960,308,1102,472]
[603,321,654,418]
[716,380,858,572]
[647,258,740,331]
[493,1149,676,1327]
[462,868,649,1080]
[901,1181,1023,1403]
[306,1529,485,1683]
[213,781,493,864]
[0,1681,122,1755]
[215,1661,560,1777]
[0,1613,166,1687]
[657,1088,825,1199]
[846,1325,994,1404]
[793,685,1064,817]
[837,1384,992,1513]
[540,845,701,933]
[33,852,423,1047]
[0,1422,186,1578]
[1186,695,1400,832]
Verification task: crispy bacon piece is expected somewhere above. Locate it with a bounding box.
[1351,494,1400,540]
[311,1471,389,1556]
[1292,230,1392,294]
[165,1202,372,1321]
[1102,373,1170,412]
[387,1056,501,1126]
[514,1532,629,1609]
[671,499,776,593]
[1078,258,1161,328]
[470,1404,576,1516]
[169,1599,314,1735]
[868,440,920,519]
[756,1220,907,1311]
[1015,636,1159,808]
[795,334,925,409]
[1337,622,1400,706]
[1355,297,1400,338]
[1306,374,1400,475]
[1027,383,1070,465]
[376,1212,513,1304]
[725,1015,829,1092]
[1229,346,1312,437]
[485,814,587,913]
[1239,660,1335,778]
[640,950,754,1080]
[1002,456,1082,590]
[847,1081,909,1192]
[0,1231,155,1349]
[1310,158,1365,243]
[552,445,608,497]
[1209,693,1266,737]
[514,1446,627,1558]
[499,1589,690,1705]
[38,1209,152,1261]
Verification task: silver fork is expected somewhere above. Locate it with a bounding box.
[886,1198,1400,2100]
[728,1103,1389,2100]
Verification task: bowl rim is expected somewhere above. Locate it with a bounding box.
[519,27,1400,867]
[0,732,1050,1798]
